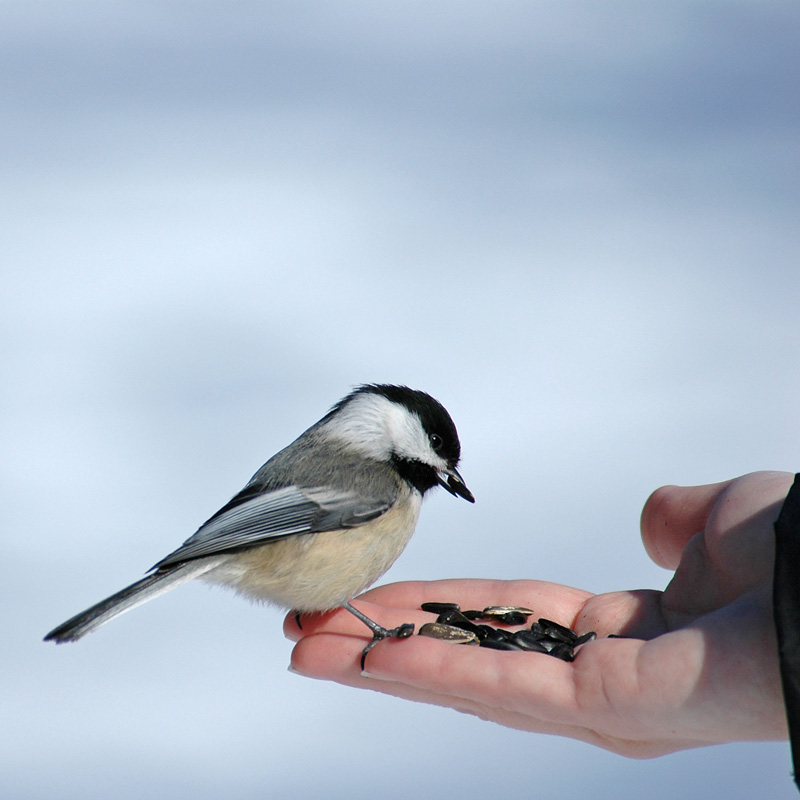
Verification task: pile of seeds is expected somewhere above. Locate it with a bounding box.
[417,602,596,662]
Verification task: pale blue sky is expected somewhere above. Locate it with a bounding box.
[4,2,800,798]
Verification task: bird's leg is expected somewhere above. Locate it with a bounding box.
[341,601,415,669]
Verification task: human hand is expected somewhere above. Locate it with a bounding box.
[286,471,793,757]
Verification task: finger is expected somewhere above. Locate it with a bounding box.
[290,591,659,716]
[283,603,427,642]
[289,633,614,746]
[640,480,734,569]
[361,579,593,622]
[289,628,706,757]
[284,579,595,642]
[292,626,574,711]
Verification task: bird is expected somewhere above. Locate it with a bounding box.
[44,384,474,665]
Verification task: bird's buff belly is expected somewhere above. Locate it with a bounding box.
[203,491,422,611]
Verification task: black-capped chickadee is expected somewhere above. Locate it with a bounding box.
[44,384,474,663]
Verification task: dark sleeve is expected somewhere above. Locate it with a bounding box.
[773,473,800,793]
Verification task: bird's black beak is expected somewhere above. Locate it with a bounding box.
[437,467,475,503]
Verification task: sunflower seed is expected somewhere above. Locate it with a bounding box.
[538,618,578,643]
[436,610,483,636]
[479,638,525,651]
[421,602,462,615]
[549,642,575,661]
[418,602,599,661]
[510,631,552,653]
[482,606,534,620]
[418,623,480,645]
[476,624,513,643]
[529,620,546,636]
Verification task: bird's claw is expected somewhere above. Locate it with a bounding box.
[360,622,415,670]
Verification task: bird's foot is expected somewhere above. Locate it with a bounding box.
[341,602,415,669]
[359,623,415,670]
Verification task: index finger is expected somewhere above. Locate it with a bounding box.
[361,578,593,618]
[284,578,594,643]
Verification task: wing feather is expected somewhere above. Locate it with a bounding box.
[153,484,393,569]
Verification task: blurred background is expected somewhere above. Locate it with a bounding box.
[3,2,800,798]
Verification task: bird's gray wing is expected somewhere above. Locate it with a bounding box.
[153,485,393,570]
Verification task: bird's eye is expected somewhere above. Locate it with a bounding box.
[430,433,443,451]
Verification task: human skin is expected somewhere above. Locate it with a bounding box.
[286,471,793,758]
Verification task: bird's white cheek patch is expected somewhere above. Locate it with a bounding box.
[323,392,442,468]
[322,393,396,460]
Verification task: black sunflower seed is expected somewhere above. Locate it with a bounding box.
[501,612,528,625]
[416,601,593,661]
[476,624,513,643]
[538,618,578,643]
[511,631,552,653]
[549,642,575,661]
[436,610,483,636]
[421,602,461,615]
[529,621,546,635]
[479,638,525,651]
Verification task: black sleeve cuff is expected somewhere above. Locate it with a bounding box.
[773,473,800,792]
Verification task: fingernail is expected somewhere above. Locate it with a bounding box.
[360,669,393,681]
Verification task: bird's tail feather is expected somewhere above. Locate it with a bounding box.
[44,558,222,643]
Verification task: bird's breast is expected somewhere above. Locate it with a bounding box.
[205,487,422,611]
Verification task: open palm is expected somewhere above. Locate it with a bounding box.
[286,471,792,757]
